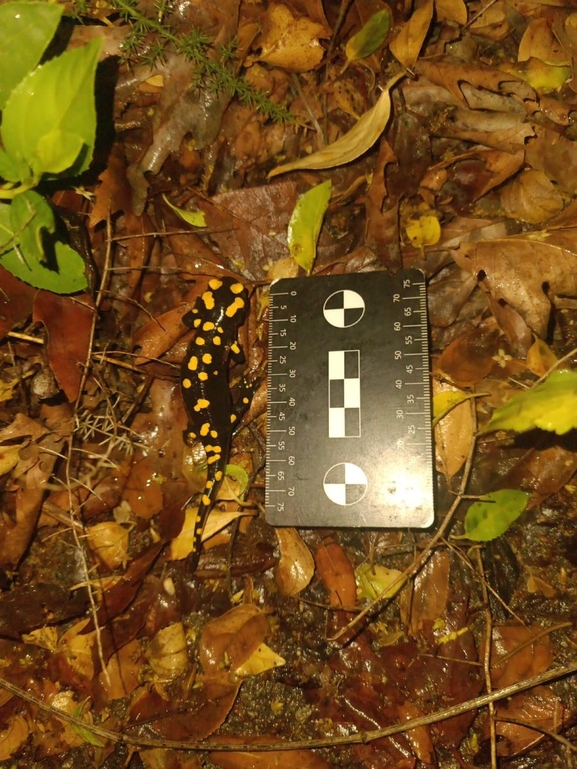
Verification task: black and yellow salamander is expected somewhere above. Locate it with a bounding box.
[180,277,252,571]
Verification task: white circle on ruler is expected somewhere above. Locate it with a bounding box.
[323,289,365,328]
[323,462,368,506]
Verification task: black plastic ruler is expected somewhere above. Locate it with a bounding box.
[265,270,434,529]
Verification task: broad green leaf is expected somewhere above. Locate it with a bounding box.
[460,490,529,542]
[287,180,331,274]
[1,38,101,179]
[344,9,391,66]
[1,191,87,293]
[0,2,63,109]
[482,370,577,435]
[163,194,206,227]
[268,72,404,177]
[224,463,250,496]
[0,148,29,183]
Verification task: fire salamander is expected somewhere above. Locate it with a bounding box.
[180,277,251,571]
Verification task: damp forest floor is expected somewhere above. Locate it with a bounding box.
[1,0,577,767]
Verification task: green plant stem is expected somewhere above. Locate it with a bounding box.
[0,180,37,200]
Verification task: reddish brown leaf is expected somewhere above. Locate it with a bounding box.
[0,266,35,338]
[33,292,95,402]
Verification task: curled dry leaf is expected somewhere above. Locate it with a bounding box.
[269,72,404,177]
[146,622,189,680]
[526,337,558,377]
[235,642,286,677]
[86,521,129,570]
[252,3,331,73]
[274,527,314,596]
[389,0,434,68]
[500,169,564,224]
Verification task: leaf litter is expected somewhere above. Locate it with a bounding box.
[0,0,577,767]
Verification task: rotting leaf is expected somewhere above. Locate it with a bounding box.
[0,715,29,760]
[458,490,529,542]
[483,370,577,435]
[287,180,331,274]
[235,642,286,676]
[268,72,404,177]
[146,622,189,680]
[86,522,129,570]
[200,604,269,677]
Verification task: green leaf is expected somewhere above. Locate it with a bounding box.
[482,370,577,436]
[287,180,332,274]
[345,9,391,66]
[0,2,63,109]
[0,148,29,183]
[1,38,102,179]
[163,193,206,227]
[1,191,87,293]
[356,563,406,601]
[225,463,250,496]
[461,490,529,542]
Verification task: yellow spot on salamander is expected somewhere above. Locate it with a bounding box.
[182,378,192,389]
[217,326,223,333]
[193,318,202,328]
[193,398,210,411]
[210,430,218,438]
[230,282,244,294]
[231,342,241,355]
[188,356,198,371]
[213,370,219,376]
[188,431,197,440]
[213,336,222,346]
[202,353,212,364]
[202,494,211,506]
[230,413,238,423]
[206,480,214,489]
[200,423,210,437]
[242,396,249,404]
[202,291,215,310]
[215,470,223,481]
[198,372,208,381]
[213,445,222,453]
[207,455,220,464]
[195,336,205,346]
[202,321,215,331]
[226,297,245,317]
[209,279,223,290]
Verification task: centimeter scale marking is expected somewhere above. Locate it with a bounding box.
[265,269,433,528]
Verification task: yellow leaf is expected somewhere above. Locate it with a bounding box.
[389,0,434,68]
[0,443,22,476]
[274,527,314,596]
[356,563,406,601]
[287,180,331,273]
[269,72,404,177]
[526,337,558,377]
[163,194,206,227]
[235,643,286,676]
[0,716,29,760]
[405,214,441,248]
[435,0,467,25]
[86,522,129,569]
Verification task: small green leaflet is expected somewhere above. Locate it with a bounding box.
[344,9,391,69]
[163,194,206,227]
[225,463,250,496]
[0,2,63,110]
[483,369,577,435]
[458,490,529,542]
[287,180,331,274]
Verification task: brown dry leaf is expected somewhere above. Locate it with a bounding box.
[436,325,503,387]
[315,539,357,609]
[433,381,473,479]
[100,639,143,700]
[389,0,434,67]
[454,229,577,338]
[518,18,569,65]
[0,443,23,476]
[494,687,566,756]
[0,265,35,339]
[252,3,330,72]
[274,527,314,596]
[132,305,190,366]
[526,337,558,377]
[124,456,164,520]
[57,619,95,680]
[525,125,577,193]
[33,292,95,402]
[469,0,509,40]
[491,625,553,688]
[435,0,467,25]
[500,169,564,224]
[146,622,189,680]
[0,715,29,761]
[400,550,450,635]
[86,522,130,570]
[269,73,404,178]
[200,604,269,677]
[210,745,332,769]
